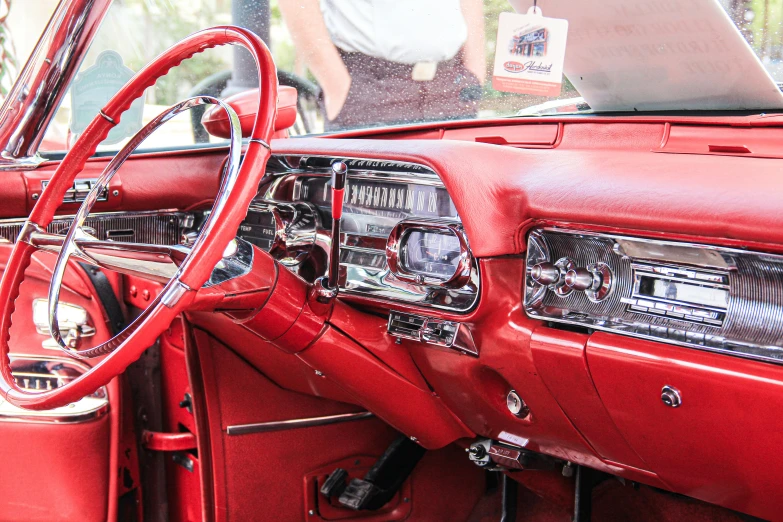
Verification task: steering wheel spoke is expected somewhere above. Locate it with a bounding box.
[28,228,190,284]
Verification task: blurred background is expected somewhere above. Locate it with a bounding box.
[1,0,781,151]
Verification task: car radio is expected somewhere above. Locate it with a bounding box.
[624,262,729,327]
[524,228,783,365]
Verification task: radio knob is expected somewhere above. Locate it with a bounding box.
[530,262,560,285]
[564,267,599,291]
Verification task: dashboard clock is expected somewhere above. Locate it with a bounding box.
[386,220,473,288]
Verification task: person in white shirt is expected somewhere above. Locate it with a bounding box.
[280,0,486,130]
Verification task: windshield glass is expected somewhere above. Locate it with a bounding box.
[2,0,782,153]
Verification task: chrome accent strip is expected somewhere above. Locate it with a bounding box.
[0,0,113,169]
[16,220,43,245]
[226,411,374,436]
[161,280,192,308]
[99,110,116,125]
[249,138,271,150]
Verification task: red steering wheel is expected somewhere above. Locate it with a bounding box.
[0,26,278,410]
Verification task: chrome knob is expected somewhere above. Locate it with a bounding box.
[661,385,682,408]
[506,389,530,418]
[530,262,560,285]
[565,267,598,291]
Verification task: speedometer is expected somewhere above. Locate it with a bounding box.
[400,229,463,280]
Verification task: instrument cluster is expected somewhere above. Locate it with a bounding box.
[236,156,479,312]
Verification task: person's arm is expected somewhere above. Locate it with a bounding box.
[278,0,351,120]
[460,0,486,84]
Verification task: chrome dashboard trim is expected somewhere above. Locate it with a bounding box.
[525,227,783,365]
[0,210,194,246]
[0,354,109,424]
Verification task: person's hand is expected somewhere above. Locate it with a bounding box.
[324,75,351,121]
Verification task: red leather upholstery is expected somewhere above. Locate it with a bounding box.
[0,416,111,522]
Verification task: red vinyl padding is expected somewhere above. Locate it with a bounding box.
[0,416,110,522]
[201,85,298,138]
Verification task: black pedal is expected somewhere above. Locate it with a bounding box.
[320,468,349,498]
[338,478,381,510]
[334,435,426,511]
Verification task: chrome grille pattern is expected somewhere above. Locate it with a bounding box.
[0,211,191,245]
[525,228,783,364]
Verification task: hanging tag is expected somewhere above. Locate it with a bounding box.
[492,7,568,97]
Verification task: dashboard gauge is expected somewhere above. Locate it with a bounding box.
[400,229,463,280]
[238,210,278,251]
[294,176,458,220]
[237,201,318,265]
[386,220,474,288]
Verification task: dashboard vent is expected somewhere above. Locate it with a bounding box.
[387,312,426,340]
[387,311,478,356]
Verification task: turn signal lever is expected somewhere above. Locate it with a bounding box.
[312,161,347,305]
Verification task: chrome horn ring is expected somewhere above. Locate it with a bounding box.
[45,96,242,358]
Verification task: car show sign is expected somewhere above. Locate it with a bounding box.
[69,50,144,145]
[492,8,569,96]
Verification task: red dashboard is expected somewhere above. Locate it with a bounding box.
[4,114,783,521]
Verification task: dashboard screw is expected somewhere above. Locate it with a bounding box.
[129,286,137,297]
[142,289,150,301]
[31,193,39,200]
[112,190,119,197]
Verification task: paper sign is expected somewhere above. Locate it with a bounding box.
[492,9,569,96]
[519,0,783,111]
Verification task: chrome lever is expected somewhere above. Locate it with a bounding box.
[327,161,347,291]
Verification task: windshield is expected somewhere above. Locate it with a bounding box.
[2,0,782,153]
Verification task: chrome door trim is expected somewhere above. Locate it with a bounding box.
[226,411,374,436]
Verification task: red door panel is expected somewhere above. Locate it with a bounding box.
[189,327,485,522]
[0,245,119,522]
[586,332,783,521]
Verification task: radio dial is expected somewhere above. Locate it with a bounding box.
[565,267,599,291]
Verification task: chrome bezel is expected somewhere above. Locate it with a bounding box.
[257,155,480,312]
[386,219,473,289]
[525,227,783,366]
